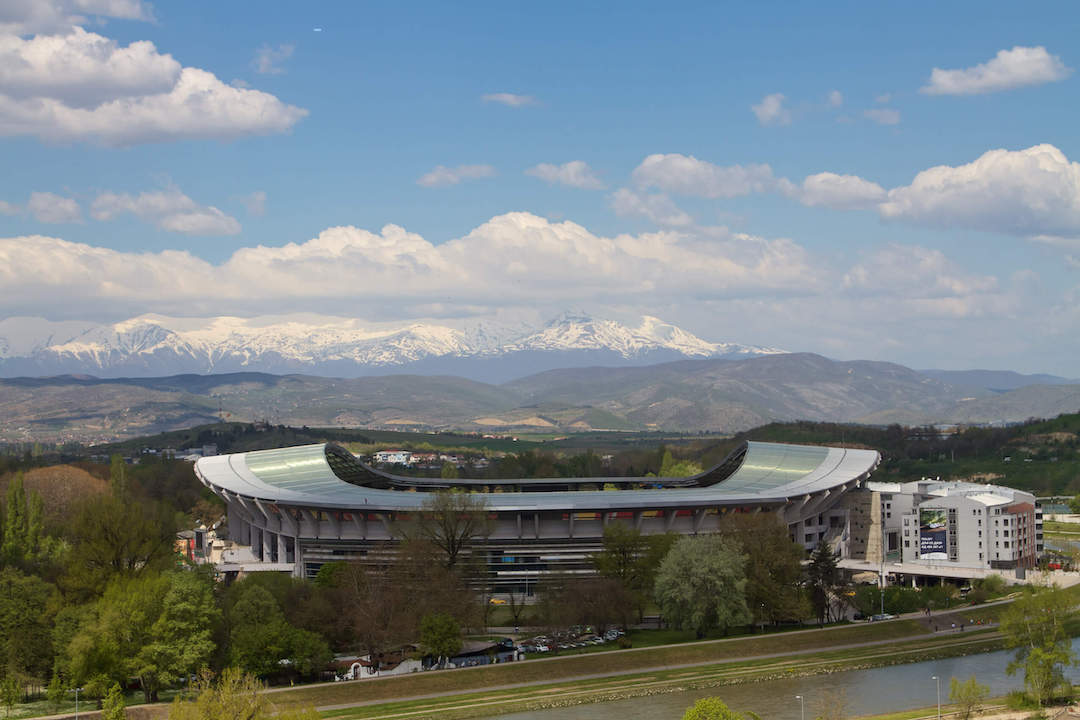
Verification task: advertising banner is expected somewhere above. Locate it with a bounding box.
[919,508,948,560]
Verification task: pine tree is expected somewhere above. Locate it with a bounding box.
[102,683,127,720]
[1,473,27,563]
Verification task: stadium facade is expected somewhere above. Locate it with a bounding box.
[195,440,881,588]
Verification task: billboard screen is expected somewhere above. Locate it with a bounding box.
[919,508,948,559]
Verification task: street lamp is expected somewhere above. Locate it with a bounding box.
[69,687,83,720]
[931,675,941,719]
[795,694,805,720]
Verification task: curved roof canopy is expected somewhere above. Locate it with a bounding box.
[195,441,879,513]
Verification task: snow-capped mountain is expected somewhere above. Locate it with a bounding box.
[0,312,785,381]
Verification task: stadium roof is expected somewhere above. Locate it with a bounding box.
[195,441,880,513]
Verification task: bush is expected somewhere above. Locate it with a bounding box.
[976,574,1006,595]
[966,587,989,605]
[617,636,633,649]
[1005,690,1039,710]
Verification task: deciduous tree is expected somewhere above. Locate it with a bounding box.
[654,534,750,638]
[420,613,462,667]
[949,675,990,719]
[720,514,808,628]
[682,697,755,720]
[396,491,493,568]
[1001,585,1077,706]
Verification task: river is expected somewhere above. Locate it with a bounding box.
[494,643,1080,720]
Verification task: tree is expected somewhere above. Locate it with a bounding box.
[949,675,990,720]
[440,462,459,480]
[227,584,292,677]
[1,473,26,563]
[109,455,128,498]
[806,541,840,625]
[720,514,808,628]
[420,613,462,667]
[592,523,676,623]
[167,669,320,720]
[682,697,753,720]
[46,673,65,712]
[102,683,127,720]
[338,562,416,670]
[1001,585,1077,706]
[396,491,493,568]
[0,674,18,719]
[64,494,178,598]
[654,534,751,638]
[0,568,55,682]
[140,570,220,696]
[813,687,849,720]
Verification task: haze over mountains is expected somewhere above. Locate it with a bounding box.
[0,312,783,383]
[1,351,1076,444]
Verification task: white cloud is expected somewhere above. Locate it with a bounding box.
[863,108,900,125]
[879,144,1080,237]
[0,27,180,107]
[784,172,887,211]
[827,90,843,107]
[0,0,152,35]
[27,191,81,223]
[90,187,241,235]
[252,43,294,75]
[922,46,1071,96]
[843,244,997,300]
[0,29,307,145]
[632,153,775,198]
[875,93,892,104]
[416,164,496,188]
[0,200,19,215]
[0,213,821,318]
[525,160,605,190]
[481,93,536,107]
[751,93,791,126]
[609,189,693,227]
[240,191,266,217]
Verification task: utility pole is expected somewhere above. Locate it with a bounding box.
[795,695,805,720]
[931,675,940,719]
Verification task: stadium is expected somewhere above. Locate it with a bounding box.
[195,440,881,588]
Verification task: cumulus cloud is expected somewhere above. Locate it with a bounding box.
[863,108,900,125]
[416,164,496,188]
[827,90,843,107]
[751,93,791,126]
[609,189,693,227]
[90,188,241,235]
[0,213,822,318]
[481,93,536,107]
[922,46,1071,96]
[0,27,180,107]
[0,200,19,215]
[0,0,152,35]
[525,160,605,190]
[0,28,307,145]
[879,144,1080,237]
[27,191,81,223]
[782,172,887,211]
[632,154,775,198]
[252,43,294,75]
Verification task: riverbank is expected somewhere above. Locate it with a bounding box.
[307,630,1005,719]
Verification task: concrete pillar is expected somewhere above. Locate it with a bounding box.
[278,533,288,565]
[263,530,275,563]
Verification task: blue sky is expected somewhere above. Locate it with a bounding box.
[1,1,1078,374]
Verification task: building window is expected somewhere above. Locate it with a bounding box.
[1004,541,1009,548]
[904,540,910,547]
[886,512,891,519]
[978,541,982,548]
[1003,518,1009,526]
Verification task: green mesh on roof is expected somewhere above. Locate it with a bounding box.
[712,442,830,494]
[244,444,343,493]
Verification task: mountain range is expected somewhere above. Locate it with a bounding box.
[0,312,783,383]
[1,353,1076,444]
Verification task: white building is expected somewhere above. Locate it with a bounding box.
[867,479,1042,572]
[373,449,412,465]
